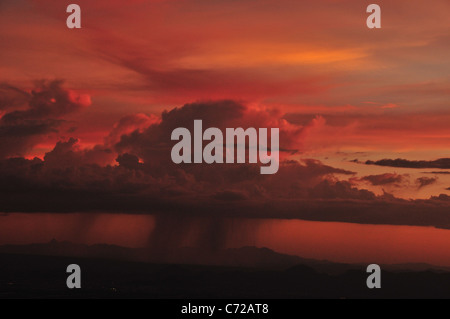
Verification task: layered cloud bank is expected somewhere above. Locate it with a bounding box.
[0,81,450,230]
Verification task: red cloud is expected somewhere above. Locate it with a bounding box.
[0,80,91,158]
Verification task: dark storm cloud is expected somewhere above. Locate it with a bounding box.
[0,80,90,158]
[116,153,144,170]
[366,158,450,169]
[115,100,245,166]
[1,80,89,123]
[114,100,311,185]
[43,138,115,167]
[0,119,61,159]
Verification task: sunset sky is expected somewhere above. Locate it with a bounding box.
[1,0,450,264]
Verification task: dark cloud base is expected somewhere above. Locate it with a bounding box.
[1,191,450,230]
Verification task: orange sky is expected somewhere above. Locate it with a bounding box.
[1,0,450,200]
[2,1,450,270]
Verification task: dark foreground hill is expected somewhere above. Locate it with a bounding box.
[1,240,448,274]
[1,252,450,298]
